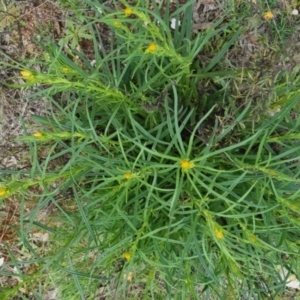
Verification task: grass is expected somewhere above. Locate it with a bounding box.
[1,0,300,299]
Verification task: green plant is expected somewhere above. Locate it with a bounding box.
[58,19,93,50]
[1,0,300,299]
[0,0,22,30]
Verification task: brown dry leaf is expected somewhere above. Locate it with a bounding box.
[43,289,60,300]
[155,0,177,3]
[239,32,259,53]
[30,232,50,243]
[0,3,22,28]
[193,22,214,31]
[201,0,216,3]
[193,1,201,23]
[203,5,218,13]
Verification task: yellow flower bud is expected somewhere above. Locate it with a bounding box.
[33,132,43,138]
[20,70,35,80]
[123,252,131,261]
[215,228,224,239]
[62,67,70,73]
[124,7,133,16]
[145,43,157,53]
[0,187,9,197]
[113,21,121,27]
[124,172,132,180]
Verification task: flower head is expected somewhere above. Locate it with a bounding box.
[124,172,132,180]
[145,43,157,53]
[180,159,194,171]
[20,70,34,80]
[0,187,9,197]
[123,252,131,261]
[215,228,224,239]
[264,11,274,20]
[124,7,133,16]
[33,132,43,138]
[113,21,121,27]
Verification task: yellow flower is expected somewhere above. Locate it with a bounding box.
[113,21,121,27]
[124,7,133,16]
[123,252,131,261]
[33,132,43,138]
[180,159,194,171]
[264,11,274,20]
[145,43,157,53]
[0,187,9,197]
[215,228,224,239]
[124,172,132,180]
[20,70,34,80]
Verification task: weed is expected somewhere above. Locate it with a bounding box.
[1,0,300,299]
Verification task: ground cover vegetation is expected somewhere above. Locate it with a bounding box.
[1,0,300,299]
